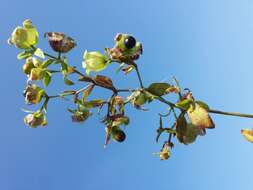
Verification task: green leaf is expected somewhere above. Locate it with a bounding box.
[17,51,32,60]
[34,48,45,59]
[61,58,68,74]
[41,59,55,68]
[182,124,201,145]
[64,77,74,86]
[43,71,52,87]
[175,99,192,110]
[147,83,171,96]
[195,101,210,111]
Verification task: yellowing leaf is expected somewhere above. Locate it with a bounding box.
[187,103,215,129]
[241,129,253,143]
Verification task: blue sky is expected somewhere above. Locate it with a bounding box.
[1,0,253,189]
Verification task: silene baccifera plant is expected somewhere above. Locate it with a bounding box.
[8,19,253,160]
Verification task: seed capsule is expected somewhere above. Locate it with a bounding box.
[44,32,76,53]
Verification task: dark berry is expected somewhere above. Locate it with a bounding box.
[124,36,136,49]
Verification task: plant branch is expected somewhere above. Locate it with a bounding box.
[131,62,144,88]
[155,95,253,119]
[42,50,253,119]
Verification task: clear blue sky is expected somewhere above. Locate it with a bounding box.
[1,0,253,189]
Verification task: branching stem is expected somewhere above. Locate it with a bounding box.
[42,51,253,119]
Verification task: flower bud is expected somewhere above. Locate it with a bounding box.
[8,19,38,49]
[82,50,110,75]
[24,111,47,128]
[44,32,76,53]
[23,84,45,104]
[112,127,126,142]
[23,58,35,75]
[29,68,46,81]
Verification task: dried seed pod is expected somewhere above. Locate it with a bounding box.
[44,32,76,53]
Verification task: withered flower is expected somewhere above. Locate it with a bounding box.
[23,84,45,104]
[71,109,91,123]
[23,57,36,75]
[24,110,47,128]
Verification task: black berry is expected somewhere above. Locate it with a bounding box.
[124,36,136,49]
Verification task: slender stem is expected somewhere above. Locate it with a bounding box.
[209,109,253,118]
[117,88,137,92]
[48,95,61,98]
[44,52,58,60]
[155,96,253,119]
[48,70,61,73]
[58,52,61,59]
[155,96,175,108]
[132,62,144,88]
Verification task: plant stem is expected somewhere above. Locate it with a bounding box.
[131,62,144,88]
[43,52,58,60]
[42,51,253,119]
[208,109,253,118]
[156,96,253,119]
